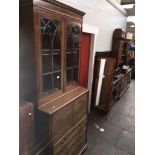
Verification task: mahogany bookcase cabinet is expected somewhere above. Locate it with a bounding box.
[112,29,131,66]
[19,0,89,154]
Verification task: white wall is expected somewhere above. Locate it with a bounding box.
[58,0,127,51]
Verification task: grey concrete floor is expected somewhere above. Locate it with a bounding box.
[84,80,135,155]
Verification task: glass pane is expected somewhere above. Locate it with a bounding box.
[73,34,79,48]
[53,54,61,71]
[53,72,61,90]
[73,52,79,66]
[53,31,61,49]
[41,17,61,93]
[66,69,72,85]
[66,52,73,68]
[67,31,72,49]
[42,55,52,74]
[67,25,80,49]
[66,24,80,85]
[42,33,51,49]
[43,74,52,93]
[73,67,78,82]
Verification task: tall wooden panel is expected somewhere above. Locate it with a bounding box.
[93,57,116,114]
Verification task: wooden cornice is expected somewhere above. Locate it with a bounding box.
[20,0,86,17]
[121,0,135,5]
[43,0,85,16]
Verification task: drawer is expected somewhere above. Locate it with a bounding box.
[52,93,87,144]
[68,131,86,155]
[73,137,86,155]
[74,94,87,123]
[63,129,86,155]
[54,117,87,155]
[53,127,76,154]
[52,102,74,144]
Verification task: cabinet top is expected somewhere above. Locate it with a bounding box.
[42,0,85,16]
[20,0,85,16]
[39,86,89,114]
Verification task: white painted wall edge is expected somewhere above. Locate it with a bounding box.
[83,23,99,35]
[106,0,127,16]
[82,23,99,113]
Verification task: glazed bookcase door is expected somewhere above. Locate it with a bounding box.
[40,17,62,96]
[66,23,81,86]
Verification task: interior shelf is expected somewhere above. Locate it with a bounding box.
[43,70,61,76]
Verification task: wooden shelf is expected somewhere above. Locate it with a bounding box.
[43,70,61,76]
[66,66,78,70]
[42,54,51,56]
[42,49,51,52]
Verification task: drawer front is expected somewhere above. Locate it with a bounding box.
[52,93,88,144]
[66,130,86,155]
[53,127,76,154]
[73,137,86,155]
[52,102,74,144]
[53,117,87,155]
[74,94,88,123]
[54,129,86,155]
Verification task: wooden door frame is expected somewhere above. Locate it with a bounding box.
[82,23,99,113]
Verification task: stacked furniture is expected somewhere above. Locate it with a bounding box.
[112,28,131,66]
[19,0,89,154]
[92,53,116,114]
[112,69,131,102]
[112,28,132,103]
[92,29,132,115]
[112,74,123,102]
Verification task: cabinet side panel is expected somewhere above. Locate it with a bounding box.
[19,6,37,103]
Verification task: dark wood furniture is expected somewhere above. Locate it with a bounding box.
[112,68,132,103]
[112,29,131,66]
[20,0,88,154]
[111,29,132,104]
[36,86,88,155]
[20,0,85,103]
[112,74,123,102]
[92,56,116,114]
[120,68,132,96]
[19,101,35,155]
